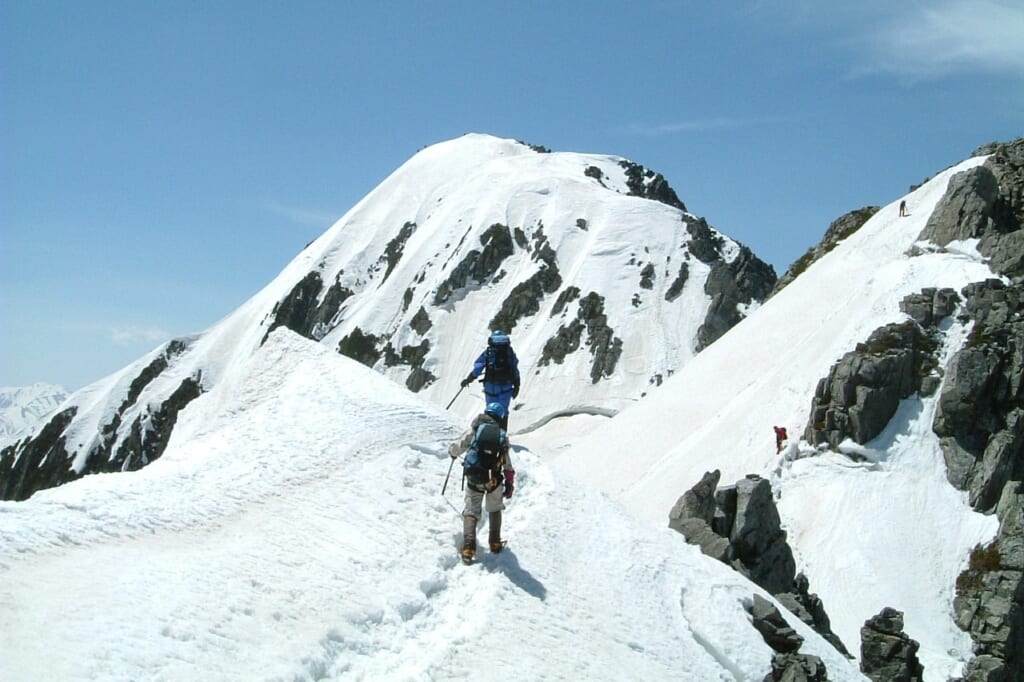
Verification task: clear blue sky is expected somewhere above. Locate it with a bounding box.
[2,1,1022,391]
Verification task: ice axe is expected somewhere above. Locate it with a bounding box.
[441,455,457,496]
[445,383,466,410]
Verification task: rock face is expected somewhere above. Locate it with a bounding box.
[859,607,924,682]
[939,279,1024,681]
[917,141,1024,681]
[772,206,880,296]
[669,471,849,656]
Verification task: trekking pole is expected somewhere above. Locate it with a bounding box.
[445,384,465,410]
[441,456,456,495]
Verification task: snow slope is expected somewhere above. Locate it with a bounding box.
[0,331,864,681]
[553,156,1001,679]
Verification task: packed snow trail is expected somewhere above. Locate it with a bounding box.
[0,332,863,680]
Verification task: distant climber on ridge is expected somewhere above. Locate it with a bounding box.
[460,329,521,430]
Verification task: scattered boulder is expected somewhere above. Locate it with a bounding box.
[763,652,828,682]
[859,607,924,682]
[751,594,804,654]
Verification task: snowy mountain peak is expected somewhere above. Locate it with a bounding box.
[1,134,775,501]
[0,383,68,448]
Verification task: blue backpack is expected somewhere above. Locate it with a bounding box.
[463,420,506,487]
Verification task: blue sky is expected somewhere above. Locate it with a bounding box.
[2,1,1022,391]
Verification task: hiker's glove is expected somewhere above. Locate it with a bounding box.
[460,375,474,388]
[512,381,520,399]
[448,443,459,459]
[503,470,515,498]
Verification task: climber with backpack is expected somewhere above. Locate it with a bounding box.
[448,401,515,563]
[460,329,521,429]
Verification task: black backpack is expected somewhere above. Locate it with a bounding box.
[484,344,515,384]
[463,421,506,487]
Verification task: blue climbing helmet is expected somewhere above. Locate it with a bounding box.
[488,329,510,346]
[484,401,508,421]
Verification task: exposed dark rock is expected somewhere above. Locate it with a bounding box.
[264,272,353,343]
[617,160,687,211]
[750,594,804,654]
[773,207,880,296]
[934,280,1024,511]
[410,307,432,335]
[0,406,78,500]
[0,339,202,501]
[763,652,828,682]
[576,218,588,231]
[805,318,942,449]
[665,262,689,302]
[859,607,924,682]
[489,265,562,334]
[687,217,724,265]
[337,327,383,367]
[696,245,777,352]
[434,223,515,306]
[538,291,623,383]
[378,221,417,283]
[383,339,436,392]
[584,165,604,181]
[639,262,656,290]
[551,286,581,317]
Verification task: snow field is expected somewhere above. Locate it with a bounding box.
[0,331,864,681]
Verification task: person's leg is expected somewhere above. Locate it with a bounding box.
[484,486,506,551]
[462,487,484,556]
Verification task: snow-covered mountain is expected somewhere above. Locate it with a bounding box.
[2,134,1021,681]
[0,383,68,448]
[0,134,774,501]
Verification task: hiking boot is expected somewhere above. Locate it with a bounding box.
[461,546,476,561]
[489,541,506,554]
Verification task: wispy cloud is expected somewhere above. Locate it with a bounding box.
[625,116,779,137]
[851,0,1024,79]
[109,325,170,347]
[261,200,339,227]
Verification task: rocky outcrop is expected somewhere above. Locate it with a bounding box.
[804,288,955,449]
[697,244,777,351]
[539,291,623,383]
[0,339,202,501]
[264,271,354,343]
[859,608,924,682]
[433,223,515,306]
[617,160,687,211]
[670,471,849,656]
[763,652,828,682]
[921,138,1024,279]
[772,207,880,296]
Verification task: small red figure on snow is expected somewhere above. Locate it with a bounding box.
[773,425,788,454]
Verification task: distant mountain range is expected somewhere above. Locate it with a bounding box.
[0,383,68,448]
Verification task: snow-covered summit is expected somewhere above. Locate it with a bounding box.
[1,133,774,501]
